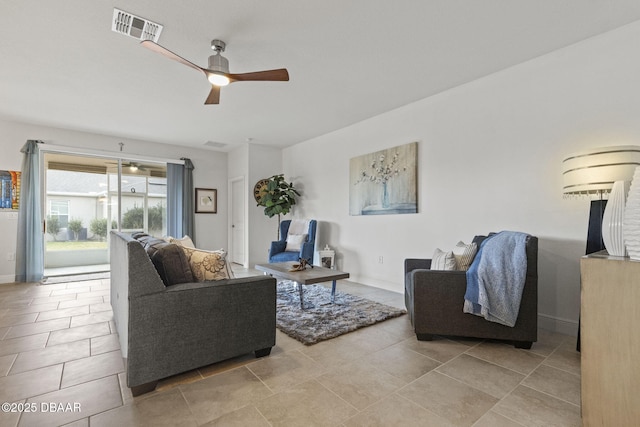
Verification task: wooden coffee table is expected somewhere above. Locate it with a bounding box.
[255,262,350,309]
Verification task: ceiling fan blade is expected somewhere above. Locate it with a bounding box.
[141,40,206,76]
[228,68,289,82]
[205,85,220,105]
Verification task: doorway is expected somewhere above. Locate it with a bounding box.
[230,176,246,266]
[43,153,167,276]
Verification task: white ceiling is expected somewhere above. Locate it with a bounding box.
[2,1,640,152]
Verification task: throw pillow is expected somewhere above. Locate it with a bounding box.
[431,248,457,270]
[131,234,194,286]
[132,232,149,240]
[285,233,308,252]
[138,236,169,257]
[149,243,195,286]
[181,246,234,281]
[169,235,195,248]
[452,241,478,271]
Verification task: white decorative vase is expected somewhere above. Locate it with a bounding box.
[624,167,640,259]
[602,180,629,256]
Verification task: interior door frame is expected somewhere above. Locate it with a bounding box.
[228,175,248,268]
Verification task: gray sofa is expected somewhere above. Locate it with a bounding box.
[110,231,277,396]
[404,234,538,349]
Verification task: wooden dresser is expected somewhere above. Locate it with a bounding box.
[580,252,640,426]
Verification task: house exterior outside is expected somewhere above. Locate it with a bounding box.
[45,169,167,268]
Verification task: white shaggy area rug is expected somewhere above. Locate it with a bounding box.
[276,281,406,345]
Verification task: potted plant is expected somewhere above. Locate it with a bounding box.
[256,174,300,239]
[46,215,61,241]
[68,218,83,241]
[90,218,118,241]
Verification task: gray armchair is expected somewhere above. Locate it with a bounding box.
[404,234,538,349]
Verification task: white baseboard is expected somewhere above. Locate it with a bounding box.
[0,274,16,284]
[312,274,580,338]
[348,274,401,293]
[538,313,579,337]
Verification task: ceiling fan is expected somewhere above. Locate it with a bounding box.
[105,161,147,172]
[141,39,289,104]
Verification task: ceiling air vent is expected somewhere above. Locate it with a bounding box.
[112,8,163,42]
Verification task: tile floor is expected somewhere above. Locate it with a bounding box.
[0,270,582,427]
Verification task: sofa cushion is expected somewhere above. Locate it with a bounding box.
[181,247,234,281]
[132,233,156,249]
[452,241,478,271]
[431,248,457,270]
[270,251,302,263]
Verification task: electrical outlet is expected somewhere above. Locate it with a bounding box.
[378,256,384,264]
[7,252,15,261]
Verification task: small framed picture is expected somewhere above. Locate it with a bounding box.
[195,188,217,213]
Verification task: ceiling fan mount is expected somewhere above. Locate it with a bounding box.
[208,40,229,76]
[141,38,289,104]
[210,39,226,53]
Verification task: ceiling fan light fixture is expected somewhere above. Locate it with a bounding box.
[141,39,289,104]
[207,72,230,86]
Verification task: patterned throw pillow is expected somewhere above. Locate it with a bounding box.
[452,241,478,271]
[431,248,457,270]
[180,247,234,281]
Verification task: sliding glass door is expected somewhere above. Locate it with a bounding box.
[108,163,167,236]
[44,153,166,276]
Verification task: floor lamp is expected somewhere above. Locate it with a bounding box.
[562,145,640,351]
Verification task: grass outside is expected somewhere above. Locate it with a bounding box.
[46,241,108,251]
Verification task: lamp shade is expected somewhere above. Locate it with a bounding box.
[562,145,640,195]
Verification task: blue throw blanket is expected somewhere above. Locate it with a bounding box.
[463,231,529,327]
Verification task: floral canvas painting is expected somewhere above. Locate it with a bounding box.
[349,142,418,215]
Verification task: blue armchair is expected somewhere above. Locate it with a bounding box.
[269,220,317,263]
